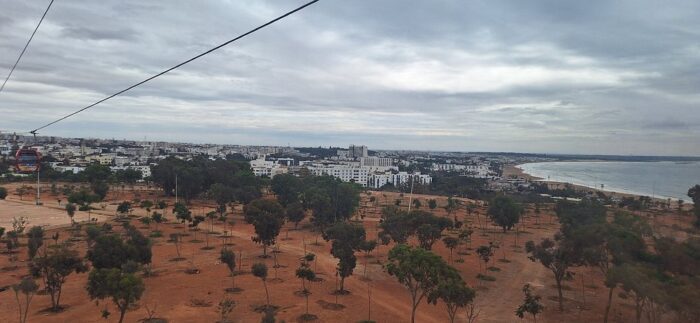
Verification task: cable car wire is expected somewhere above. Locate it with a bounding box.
[0,0,55,94]
[29,0,319,134]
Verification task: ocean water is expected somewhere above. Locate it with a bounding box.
[517,161,700,202]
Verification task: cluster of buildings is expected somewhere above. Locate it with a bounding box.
[249,145,432,189]
[1,133,509,191]
[431,162,492,178]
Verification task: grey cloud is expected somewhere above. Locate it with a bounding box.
[0,0,698,155]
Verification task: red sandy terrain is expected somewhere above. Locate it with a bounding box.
[0,185,692,323]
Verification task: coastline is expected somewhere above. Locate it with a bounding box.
[503,164,679,204]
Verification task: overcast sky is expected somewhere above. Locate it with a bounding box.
[1,1,698,155]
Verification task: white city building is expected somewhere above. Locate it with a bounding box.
[110,165,152,179]
[55,165,86,174]
[307,164,369,186]
[432,163,467,172]
[360,157,393,167]
[367,171,432,189]
[250,157,288,177]
[367,173,390,188]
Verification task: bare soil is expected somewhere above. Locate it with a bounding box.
[0,185,694,322]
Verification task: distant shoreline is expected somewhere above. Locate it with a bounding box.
[504,163,686,204]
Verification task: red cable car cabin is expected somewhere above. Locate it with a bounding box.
[15,147,42,173]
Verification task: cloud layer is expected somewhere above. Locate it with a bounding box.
[1,0,698,155]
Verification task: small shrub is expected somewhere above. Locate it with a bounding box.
[476,273,496,281]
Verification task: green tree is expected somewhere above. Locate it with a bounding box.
[173,202,191,232]
[90,180,110,201]
[688,185,700,227]
[252,262,271,308]
[378,209,414,244]
[12,277,38,323]
[562,210,649,323]
[140,200,154,215]
[444,197,458,217]
[65,203,77,224]
[87,232,152,270]
[442,236,459,263]
[476,244,494,274]
[412,199,422,209]
[323,222,366,292]
[114,168,142,186]
[285,201,306,229]
[525,237,575,311]
[191,215,205,240]
[416,224,442,251]
[359,239,378,277]
[270,173,303,206]
[608,263,667,323]
[0,186,8,199]
[428,275,475,323]
[117,201,132,217]
[220,248,238,291]
[296,264,316,293]
[296,265,316,317]
[87,268,145,323]
[218,298,236,323]
[428,199,437,210]
[151,212,164,232]
[458,228,474,250]
[413,211,453,250]
[26,226,44,260]
[304,177,361,227]
[245,199,285,257]
[30,245,88,311]
[487,196,522,232]
[209,183,235,215]
[85,225,102,249]
[83,164,112,183]
[515,284,544,323]
[385,244,456,323]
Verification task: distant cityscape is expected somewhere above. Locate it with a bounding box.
[0,132,546,192]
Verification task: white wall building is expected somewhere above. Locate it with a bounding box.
[307,164,369,186]
[464,164,491,177]
[250,158,287,177]
[367,173,390,189]
[111,165,152,179]
[432,163,467,172]
[360,157,393,167]
[366,171,432,189]
[55,165,85,174]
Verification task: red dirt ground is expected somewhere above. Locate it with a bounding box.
[0,184,693,323]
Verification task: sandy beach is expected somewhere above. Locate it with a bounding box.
[503,164,683,205]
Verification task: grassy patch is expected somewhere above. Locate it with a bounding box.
[487,266,501,272]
